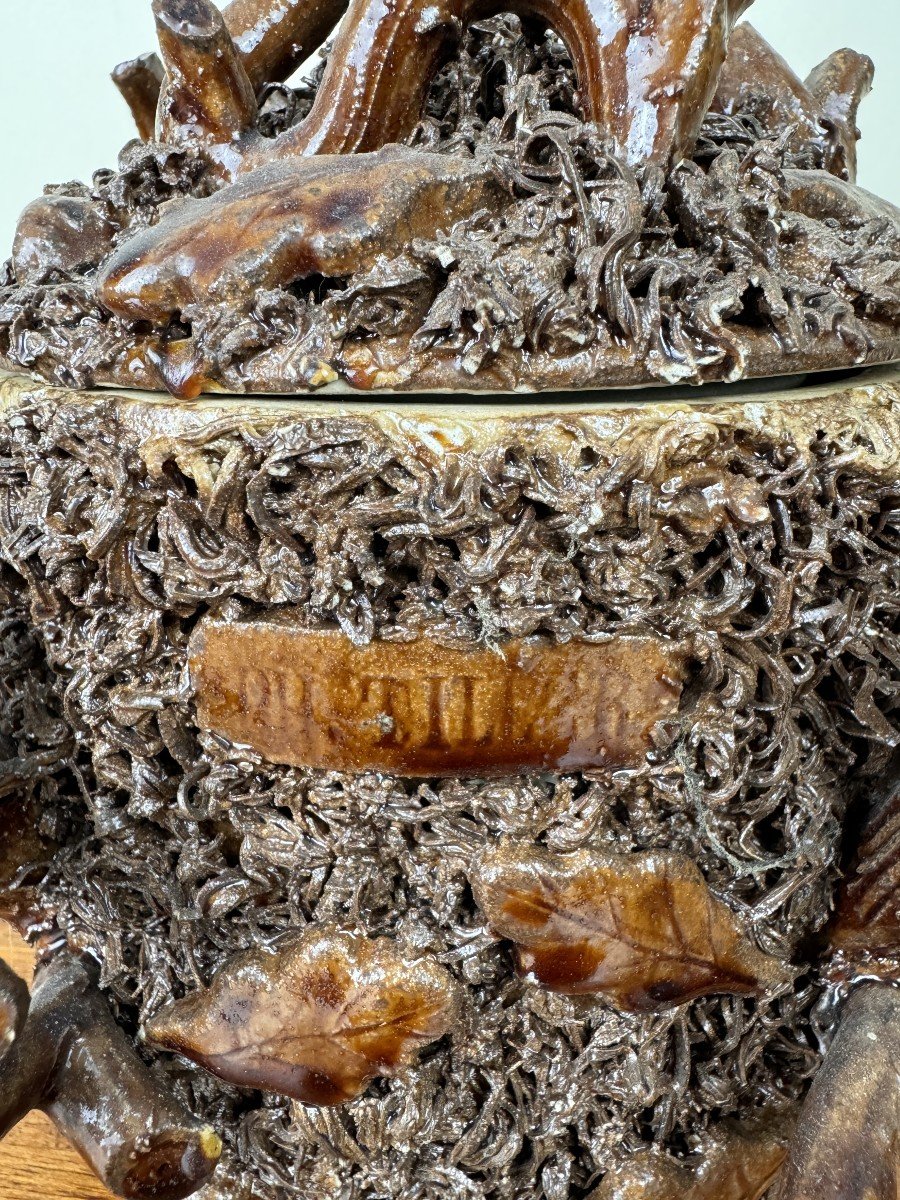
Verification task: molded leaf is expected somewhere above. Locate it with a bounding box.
[144,925,459,1105]
[591,1112,793,1198]
[471,842,787,1012]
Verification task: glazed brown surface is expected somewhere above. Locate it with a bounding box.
[145,927,458,1105]
[0,955,29,1061]
[224,0,347,88]
[592,1114,792,1199]
[115,0,348,141]
[775,985,900,1200]
[12,195,115,288]
[0,950,221,1200]
[712,25,873,181]
[5,2,900,395]
[0,798,57,936]
[111,53,166,142]
[0,928,117,1200]
[805,46,875,183]
[154,0,260,176]
[471,842,787,1009]
[832,781,900,965]
[713,25,824,154]
[97,146,501,330]
[2,366,900,1198]
[249,0,751,167]
[190,623,685,776]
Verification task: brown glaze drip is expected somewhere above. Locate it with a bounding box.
[188,622,685,776]
[471,842,787,1010]
[145,926,459,1105]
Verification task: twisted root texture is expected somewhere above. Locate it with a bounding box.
[2,371,900,1197]
[2,19,900,395]
[0,564,89,885]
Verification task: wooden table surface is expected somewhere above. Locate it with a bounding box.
[0,922,116,1200]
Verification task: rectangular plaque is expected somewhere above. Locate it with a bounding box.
[189,622,686,777]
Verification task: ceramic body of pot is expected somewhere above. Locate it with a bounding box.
[2,366,900,1200]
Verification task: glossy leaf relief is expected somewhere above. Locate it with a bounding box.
[7,0,898,397]
[97,147,502,332]
[144,926,459,1105]
[133,0,754,174]
[471,843,786,1011]
[592,1112,792,1199]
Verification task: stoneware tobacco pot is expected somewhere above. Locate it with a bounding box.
[1,0,900,1197]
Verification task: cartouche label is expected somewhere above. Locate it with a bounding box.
[189,622,686,776]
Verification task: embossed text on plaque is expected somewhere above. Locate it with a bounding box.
[189,622,686,776]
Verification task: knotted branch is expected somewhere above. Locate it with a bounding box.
[114,0,348,141]
[153,0,259,174]
[806,48,875,182]
[714,25,873,183]
[0,950,222,1200]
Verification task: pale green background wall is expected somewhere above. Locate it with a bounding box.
[1,0,898,251]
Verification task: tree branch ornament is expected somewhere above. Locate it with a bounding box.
[0,949,222,1200]
[3,0,899,394]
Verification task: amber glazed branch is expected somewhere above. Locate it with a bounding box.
[775,984,900,1200]
[144,926,459,1107]
[114,0,349,140]
[712,23,873,181]
[0,950,221,1200]
[141,0,754,176]
[256,0,754,166]
[96,145,501,325]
